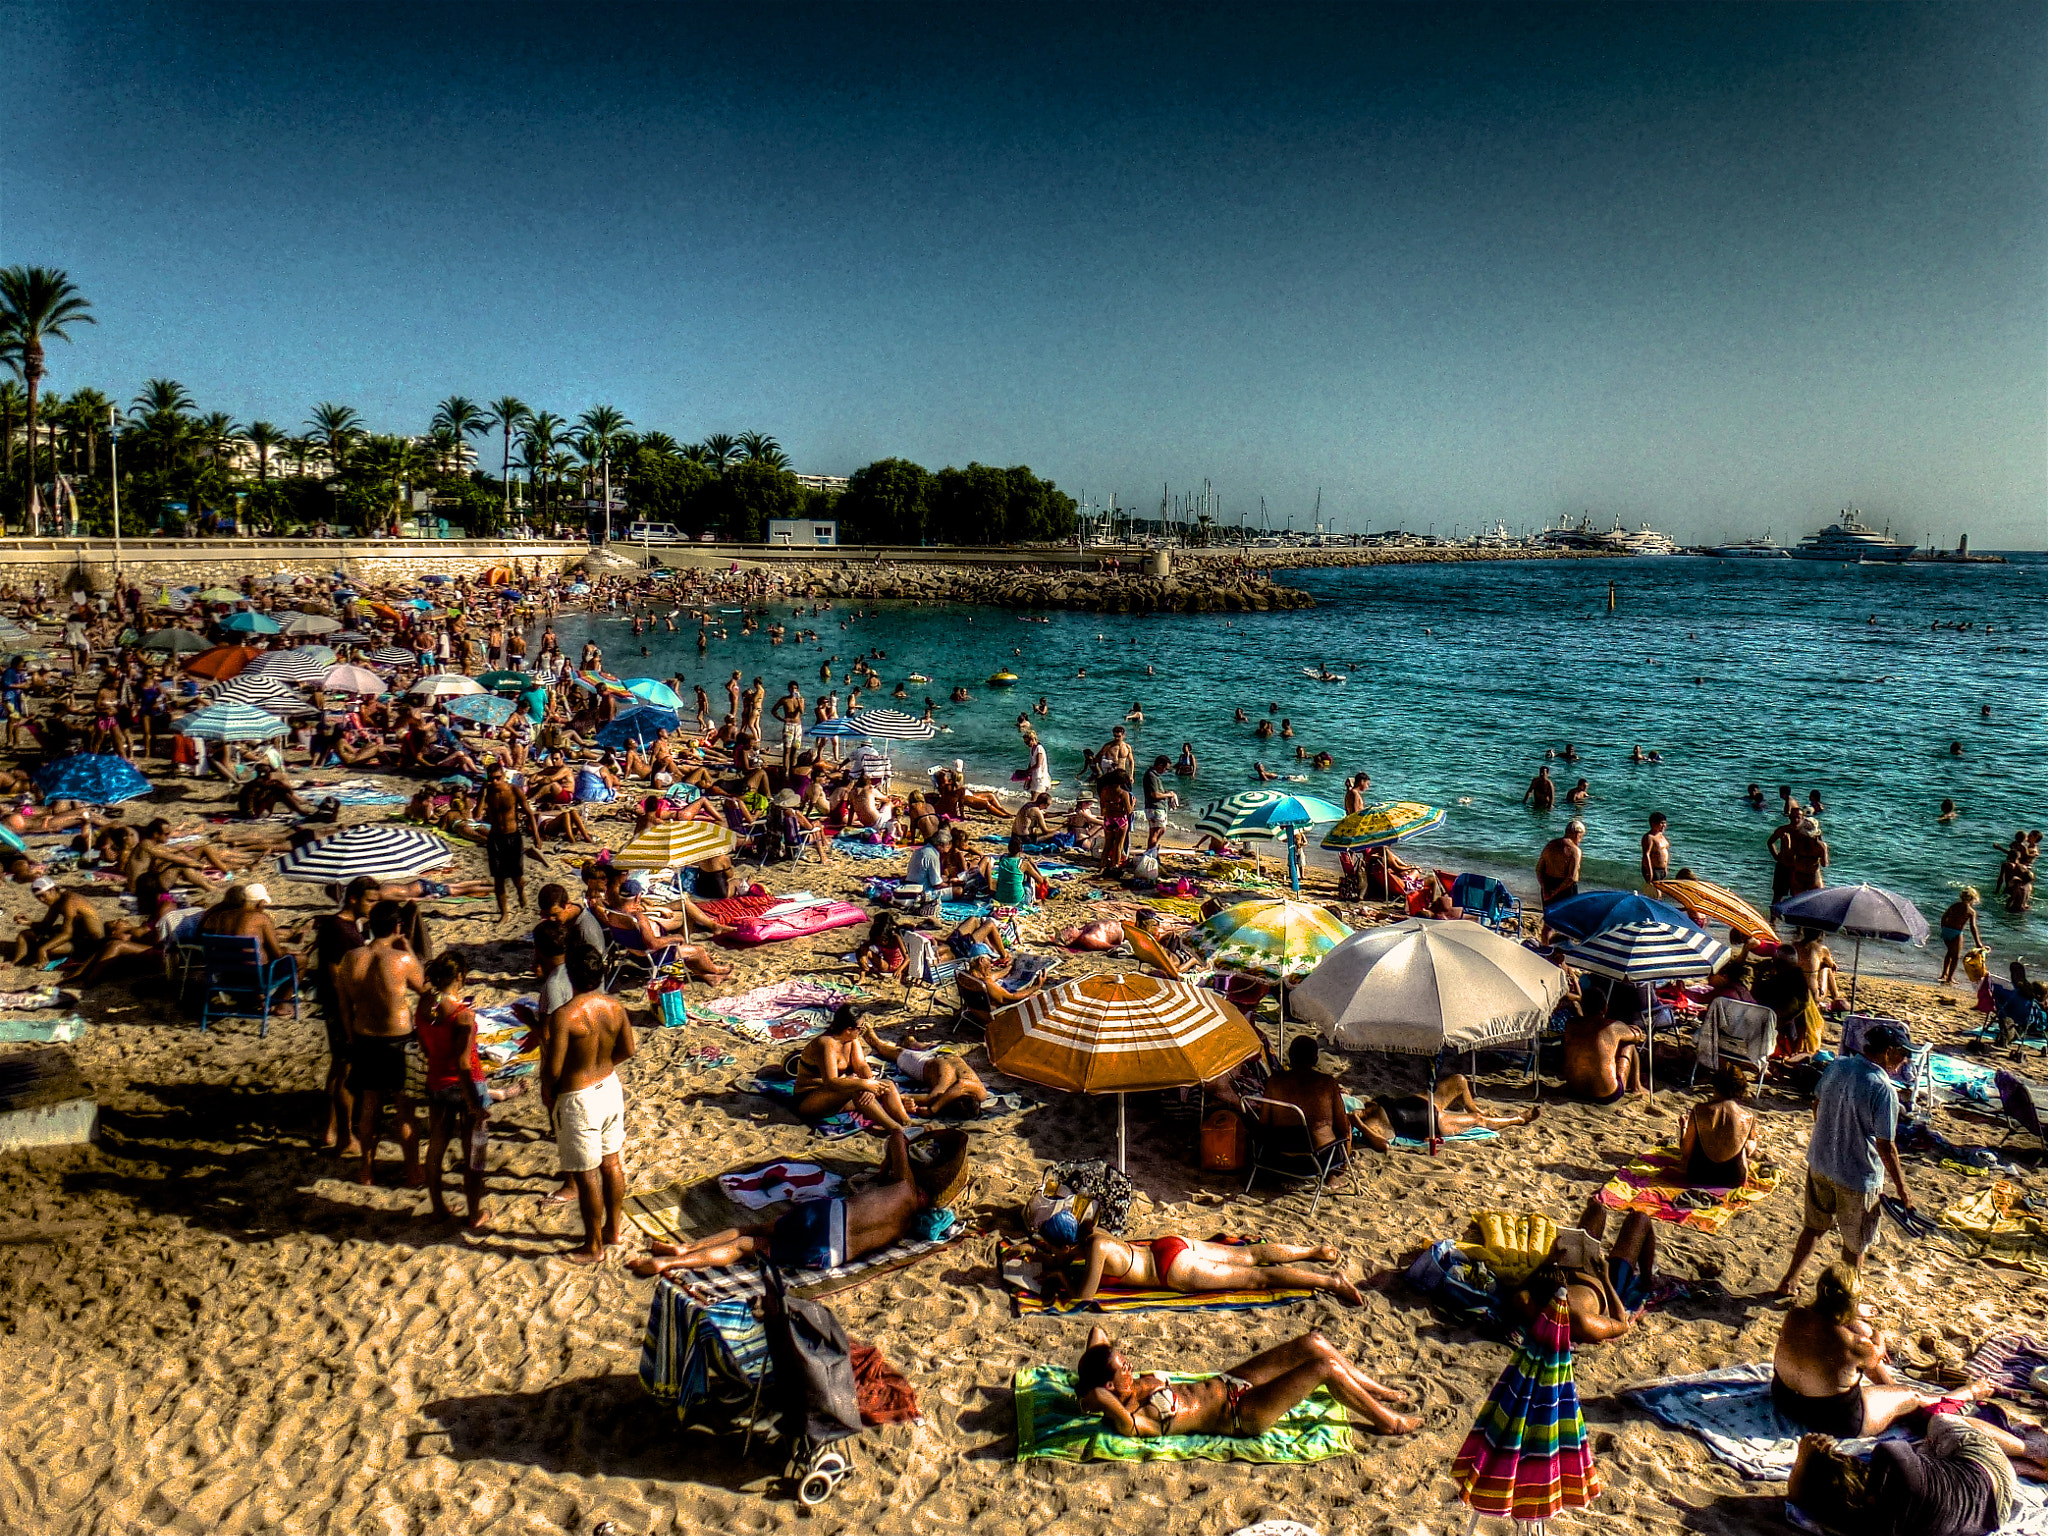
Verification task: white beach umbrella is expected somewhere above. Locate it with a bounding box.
[411,674,486,699]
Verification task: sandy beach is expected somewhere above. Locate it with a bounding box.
[1,741,2041,1536]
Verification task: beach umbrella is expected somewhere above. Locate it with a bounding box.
[987,972,1260,1170]
[207,675,318,716]
[1652,877,1777,948]
[444,693,516,727]
[320,663,385,695]
[1320,801,1448,849]
[244,649,334,684]
[621,676,684,709]
[597,705,679,750]
[196,587,243,602]
[1452,1287,1600,1529]
[138,628,210,655]
[276,825,451,884]
[0,826,25,857]
[366,646,417,669]
[176,702,290,742]
[184,644,260,681]
[1195,789,1350,893]
[34,754,153,805]
[476,670,535,692]
[807,718,868,739]
[567,581,591,595]
[847,707,937,740]
[1773,883,1930,1011]
[1542,890,1698,944]
[1186,898,1354,982]
[1552,893,1729,1084]
[614,819,740,870]
[219,611,281,634]
[411,674,485,699]
[326,630,371,645]
[280,612,340,636]
[1294,918,1567,1057]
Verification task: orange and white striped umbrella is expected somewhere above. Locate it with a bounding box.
[987,972,1261,1096]
[1652,878,1777,946]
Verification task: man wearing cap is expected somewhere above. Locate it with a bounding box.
[8,875,106,968]
[199,881,290,966]
[906,826,951,897]
[1775,1021,1914,1297]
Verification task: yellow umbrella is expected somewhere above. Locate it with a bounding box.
[1652,878,1777,946]
[614,819,739,870]
[988,971,1260,1169]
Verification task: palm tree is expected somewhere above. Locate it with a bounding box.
[431,395,487,473]
[0,380,22,480]
[306,402,362,472]
[518,411,563,516]
[679,441,712,466]
[736,430,781,462]
[701,432,738,471]
[64,387,112,478]
[486,397,530,515]
[243,421,284,481]
[576,404,632,539]
[286,435,314,478]
[638,430,678,458]
[0,267,95,531]
[426,425,463,474]
[195,411,242,463]
[130,379,194,477]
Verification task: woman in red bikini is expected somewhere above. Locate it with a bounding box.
[1036,1213,1364,1305]
[1076,1325,1420,1438]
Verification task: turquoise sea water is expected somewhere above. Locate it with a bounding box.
[557,554,2048,979]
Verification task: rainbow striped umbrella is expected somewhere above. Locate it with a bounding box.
[1319,801,1446,850]
[1452,1287,1600,1525]
[988,971,1259,1169]
[1184,898,1353,982]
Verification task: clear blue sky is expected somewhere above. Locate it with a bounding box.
[3,2,2043,545]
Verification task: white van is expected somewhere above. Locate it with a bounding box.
[622,521,684,543]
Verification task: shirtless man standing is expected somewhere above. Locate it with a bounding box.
[478,762,541,922]
[1522,766,1556,811]
[335,900,427,1186]
[771,680,805,774]
[541,943,636,1265]
[1640,812,1671,886]
[1537,819,1585,912]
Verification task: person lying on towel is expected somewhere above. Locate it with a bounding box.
[1033,1212,1363,1306]
[628,1129,964,1278]
[1075,1324,1419,1439]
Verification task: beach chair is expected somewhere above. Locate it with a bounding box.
[161,909,207,1002]
[196,932,297,1037]
[1688,997,1778,1086]
[1840,1013,1912,1058]
[1239,1095,1344,1219]
[1448,873,1522,934]
[1991,985,2048,1052]
[1994,1070,2048,1160]
[601,920,687,995]
[900,929,966,1011]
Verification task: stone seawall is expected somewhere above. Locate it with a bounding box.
[1192,545,1623,572]
[0,538,588,592]
[764,561,1315,614]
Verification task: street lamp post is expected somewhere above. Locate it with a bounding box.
[107,403,121,582]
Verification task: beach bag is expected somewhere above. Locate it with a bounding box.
[1200,1106,1250,1172]
[1965,948,1990,983]
[1131,851,1161,883]
[653,985,690,1028]
[758,1259,862,1451]
[1405,1239,1502,1331]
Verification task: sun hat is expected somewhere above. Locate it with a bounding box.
[772,789,801,809]
[244,883,271,905]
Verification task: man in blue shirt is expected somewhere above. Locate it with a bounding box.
[906,828,950,896]
[1775,1021,1915,1297]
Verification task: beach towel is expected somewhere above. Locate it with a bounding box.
[688,975,866,1043]
[1013,1364,1353,1464]
[996,1237,1314,1316]
[639,1280,767,1412]
[1596,1147,1784,1232]
[1936,1182,2048,1274]
[691,894,780,925]
[851,1341,921,1424]
[1624,1363,2048,1535]
[1926,1049,2005,1109]
[741,1074,872,1138]
[1392,1127,1500,1151]
[1968,1334,2048,1396]
[831,837,902,861]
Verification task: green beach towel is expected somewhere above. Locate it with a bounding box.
[1013,1365,1354,1464]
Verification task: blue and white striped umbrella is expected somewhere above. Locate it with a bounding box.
[807,718,868,739]
[366,647,417,669]
[244,649,335,683]
[1558,920,1730,983]
[1195,789,1348,840]
[275,825,451,883]
[177,702,290,742]
[208,675,317,716]
[847,707,937,740]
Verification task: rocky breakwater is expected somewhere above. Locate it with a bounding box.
[779,562,1314,614]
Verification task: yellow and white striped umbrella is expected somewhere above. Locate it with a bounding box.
[1185,897,1354,981]
[987,971,1260,1095]
[614,819,739,870]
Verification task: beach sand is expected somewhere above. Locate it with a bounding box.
[1,765,2042,1536]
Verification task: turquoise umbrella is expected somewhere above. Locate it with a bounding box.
[621,677,684,710]
[219,611,281,635]
[1194,790,1349,892]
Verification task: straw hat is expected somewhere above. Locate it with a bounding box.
[910,1128,972,1211]
[772,789,801,809]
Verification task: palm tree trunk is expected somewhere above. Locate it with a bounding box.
[502,427,513,515]
[23,351,42,535]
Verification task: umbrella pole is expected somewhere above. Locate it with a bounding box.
[1641,981,1655,1092]
[1118,1092,1127,1173]
[1849,936,1862,1013]
[1429,1050,1442,1157]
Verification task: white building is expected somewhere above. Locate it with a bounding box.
[767,519,838,546]
[793,473,847,494]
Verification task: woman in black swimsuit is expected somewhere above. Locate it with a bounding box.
[1347,1073,1539,1152]
[1679,1063,1758,1187]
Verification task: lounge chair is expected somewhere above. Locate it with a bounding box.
[1240,1094,1344,1218]
[1994,1070,2048,1160]
[1991,985,2048,1052]
[196,932,297,1036]
[601,918,688,994]
[1449,873,1523,933]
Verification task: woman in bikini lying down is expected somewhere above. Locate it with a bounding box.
[1077,1325,1420,1438]
[1035,1212,1364,1305]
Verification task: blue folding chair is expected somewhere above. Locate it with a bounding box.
[1448,873,1523,933]
[197,932,298,1036]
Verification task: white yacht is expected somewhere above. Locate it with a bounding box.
[1789,508,1917,562]
[1707,534,1790,559]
